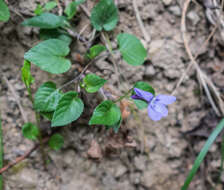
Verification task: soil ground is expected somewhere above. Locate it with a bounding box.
[1,0,224,190]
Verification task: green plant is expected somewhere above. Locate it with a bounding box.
[19,0,176,167]
[182,118,224,190]
[0,0,10,22]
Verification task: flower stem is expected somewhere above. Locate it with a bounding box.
[114,88,133,103]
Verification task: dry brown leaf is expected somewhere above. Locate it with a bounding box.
[120,100,130,119]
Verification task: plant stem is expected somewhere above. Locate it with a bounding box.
[101,32,120,85]
[58,52,110,90]
[114,88,133,103]
[27,87,47,169]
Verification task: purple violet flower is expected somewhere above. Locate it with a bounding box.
[131,88,176,121]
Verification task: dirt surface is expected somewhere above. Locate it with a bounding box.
[1,0,224,190]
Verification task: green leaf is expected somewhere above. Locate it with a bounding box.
[64,0,86,19]
[40,112,54,121]
[133,81,155,109]
[106,116,122,133]
[89,100,121,126]
[117,33,147,66]
[52,91,84,127]
[24,39,71,74]
[82,74,107,93]
[22,13,66,29]
[133,99,148,110]
[48,133,64,150]
[134,81,155,95]
[34,81,62,112]
[21,60,35,89]
[76,0,86,5]
[40,29,72,45]
[44,1,57,11]
[182,118,224,190]
[0,0,10,22]
[34,4,44,16]
[90,0,118,31]
[86,44,106,60]
[22,123,40,140]
[64,1,77,19]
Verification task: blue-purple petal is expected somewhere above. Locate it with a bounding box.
[131,94,140,100]
[147,105,163,121]
[133,88,154,102]
[155,95,176,105]
[153,103,168,117]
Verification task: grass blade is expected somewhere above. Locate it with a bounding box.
[217,134,224,184]
[0,117,3,190]
[181,118,224,190]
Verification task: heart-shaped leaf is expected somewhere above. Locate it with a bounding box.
[82,74,107,93]
[40,29,72,45]
[90,0,118,31]
[117,33,147,66]
[52,91,84,127]
[22,123,39,140]
[34,81,62,112]
[0,0,10,22]
[106,116,122,133]
[86,44,106,60]
[48,133,64,150]
[134,81,155,95]
[24,39,71,74]
[133,81,155,109]
[89,100,121,126]
[22,13,66,29]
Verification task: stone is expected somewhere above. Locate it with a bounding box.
[141,162,173,188]
[61,174,98,190]
[134,155,147,171]
[162,0,173,6]
[114,164,127,178]
[102,173,117,187]
[149,40,164,54]
[87,140,102,159]
[11,168,38,189]
[63,150,76,166]
[130,172,141,185]
[168,6,181,16]
[144,65,156,77]
[187,11,200,25]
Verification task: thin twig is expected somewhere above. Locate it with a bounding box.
[65,28,88,43]
[9,7,25,19]
[0,137,49,174]
[132,0,151,43]
[180,0,223,116]
[79,24,89,37]
[87,29,97,48]
[173,0,224,97]
[2,75,28,123]
[101,32,121,86]
[59,52,110,90]
[78,4,97,48]
[80,4,91,18]
[172,23,218,96]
